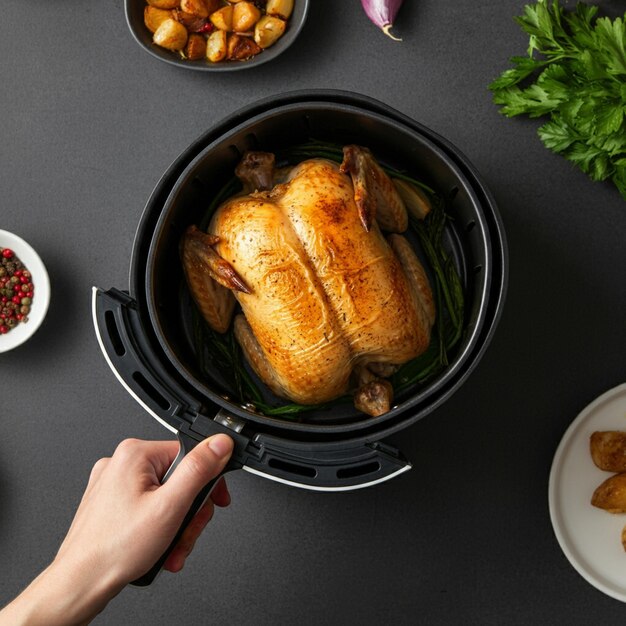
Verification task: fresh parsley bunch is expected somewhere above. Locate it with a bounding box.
[489,0,626,199]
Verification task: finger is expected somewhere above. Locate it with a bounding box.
[111,439,181,480]
[163,548,185,573]
[137,440,182,480]
[150,440,184,479]
[210,476,231,508]
[162,499,216,573]
[88,457,111,483]
[162,434,234,510]
[165,476,230,570]
[162,463,231,573]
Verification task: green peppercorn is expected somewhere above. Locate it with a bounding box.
[20,305,29,315]
[0,267,5,277]
[21,297,31,306]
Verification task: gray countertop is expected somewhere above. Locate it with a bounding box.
[2,1,626,623]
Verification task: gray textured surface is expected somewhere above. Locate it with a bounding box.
[1,0,626,623]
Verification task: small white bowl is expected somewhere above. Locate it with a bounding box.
[0,230,50,353]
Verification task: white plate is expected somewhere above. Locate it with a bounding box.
[549,383,626,602]
[0,229,50,353]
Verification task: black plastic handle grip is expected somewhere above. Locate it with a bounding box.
[131,430,235,587]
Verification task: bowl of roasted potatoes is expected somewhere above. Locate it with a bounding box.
[126,0,309,70]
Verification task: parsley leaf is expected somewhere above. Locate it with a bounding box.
[489,0,626,200]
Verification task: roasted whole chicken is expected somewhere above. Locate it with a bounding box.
[181,146,435,416]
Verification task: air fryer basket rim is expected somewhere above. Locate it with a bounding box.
[144,101,501,434]
[127,90,507,442]
[130,89,508,290]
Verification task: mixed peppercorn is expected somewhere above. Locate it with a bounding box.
[0,248,34,334]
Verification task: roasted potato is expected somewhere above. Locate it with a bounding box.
[232,2,261,32]
[266,0,293,20]
[590,431,626,472]
[254,15,286,48]
[147,0,179,8]
[227,33,262,60]
[186,33,207,59]
[206,29,228,62]
[153,18,188,50]
[181,0,211,18]
[205,0,223,12]
[173,9,206,31]
[591,473,626,513]
[144,0,294,64]
[210,5,233,31]
[144,6,173,33]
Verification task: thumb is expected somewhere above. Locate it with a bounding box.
[163,434,234,508]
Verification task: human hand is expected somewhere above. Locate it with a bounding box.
[0,434,234,626]
[57,434,234,581]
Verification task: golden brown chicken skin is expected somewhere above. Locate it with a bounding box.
[182,149,435,415]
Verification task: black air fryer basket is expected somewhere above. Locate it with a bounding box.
[93,90,507,582]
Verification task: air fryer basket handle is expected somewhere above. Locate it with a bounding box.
[245,437,412,491]
[131,430,236,587]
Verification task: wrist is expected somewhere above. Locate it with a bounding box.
[1,558,124,626]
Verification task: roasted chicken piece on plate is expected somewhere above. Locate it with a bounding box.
[181,146,435,416]
[590,431,626,472]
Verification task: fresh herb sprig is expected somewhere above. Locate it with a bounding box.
[489,0,626,199]
[191,141,466,417]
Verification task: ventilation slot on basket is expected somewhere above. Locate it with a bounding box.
[104,310,125,357]
[268,457,317,478]
[131,372,171,412]
[336,461,381,480]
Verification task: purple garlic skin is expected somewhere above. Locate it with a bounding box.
[360,0,404,40]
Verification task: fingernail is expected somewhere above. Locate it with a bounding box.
[208,434,234,459]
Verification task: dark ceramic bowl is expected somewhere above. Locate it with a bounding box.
[125,0,310,71]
